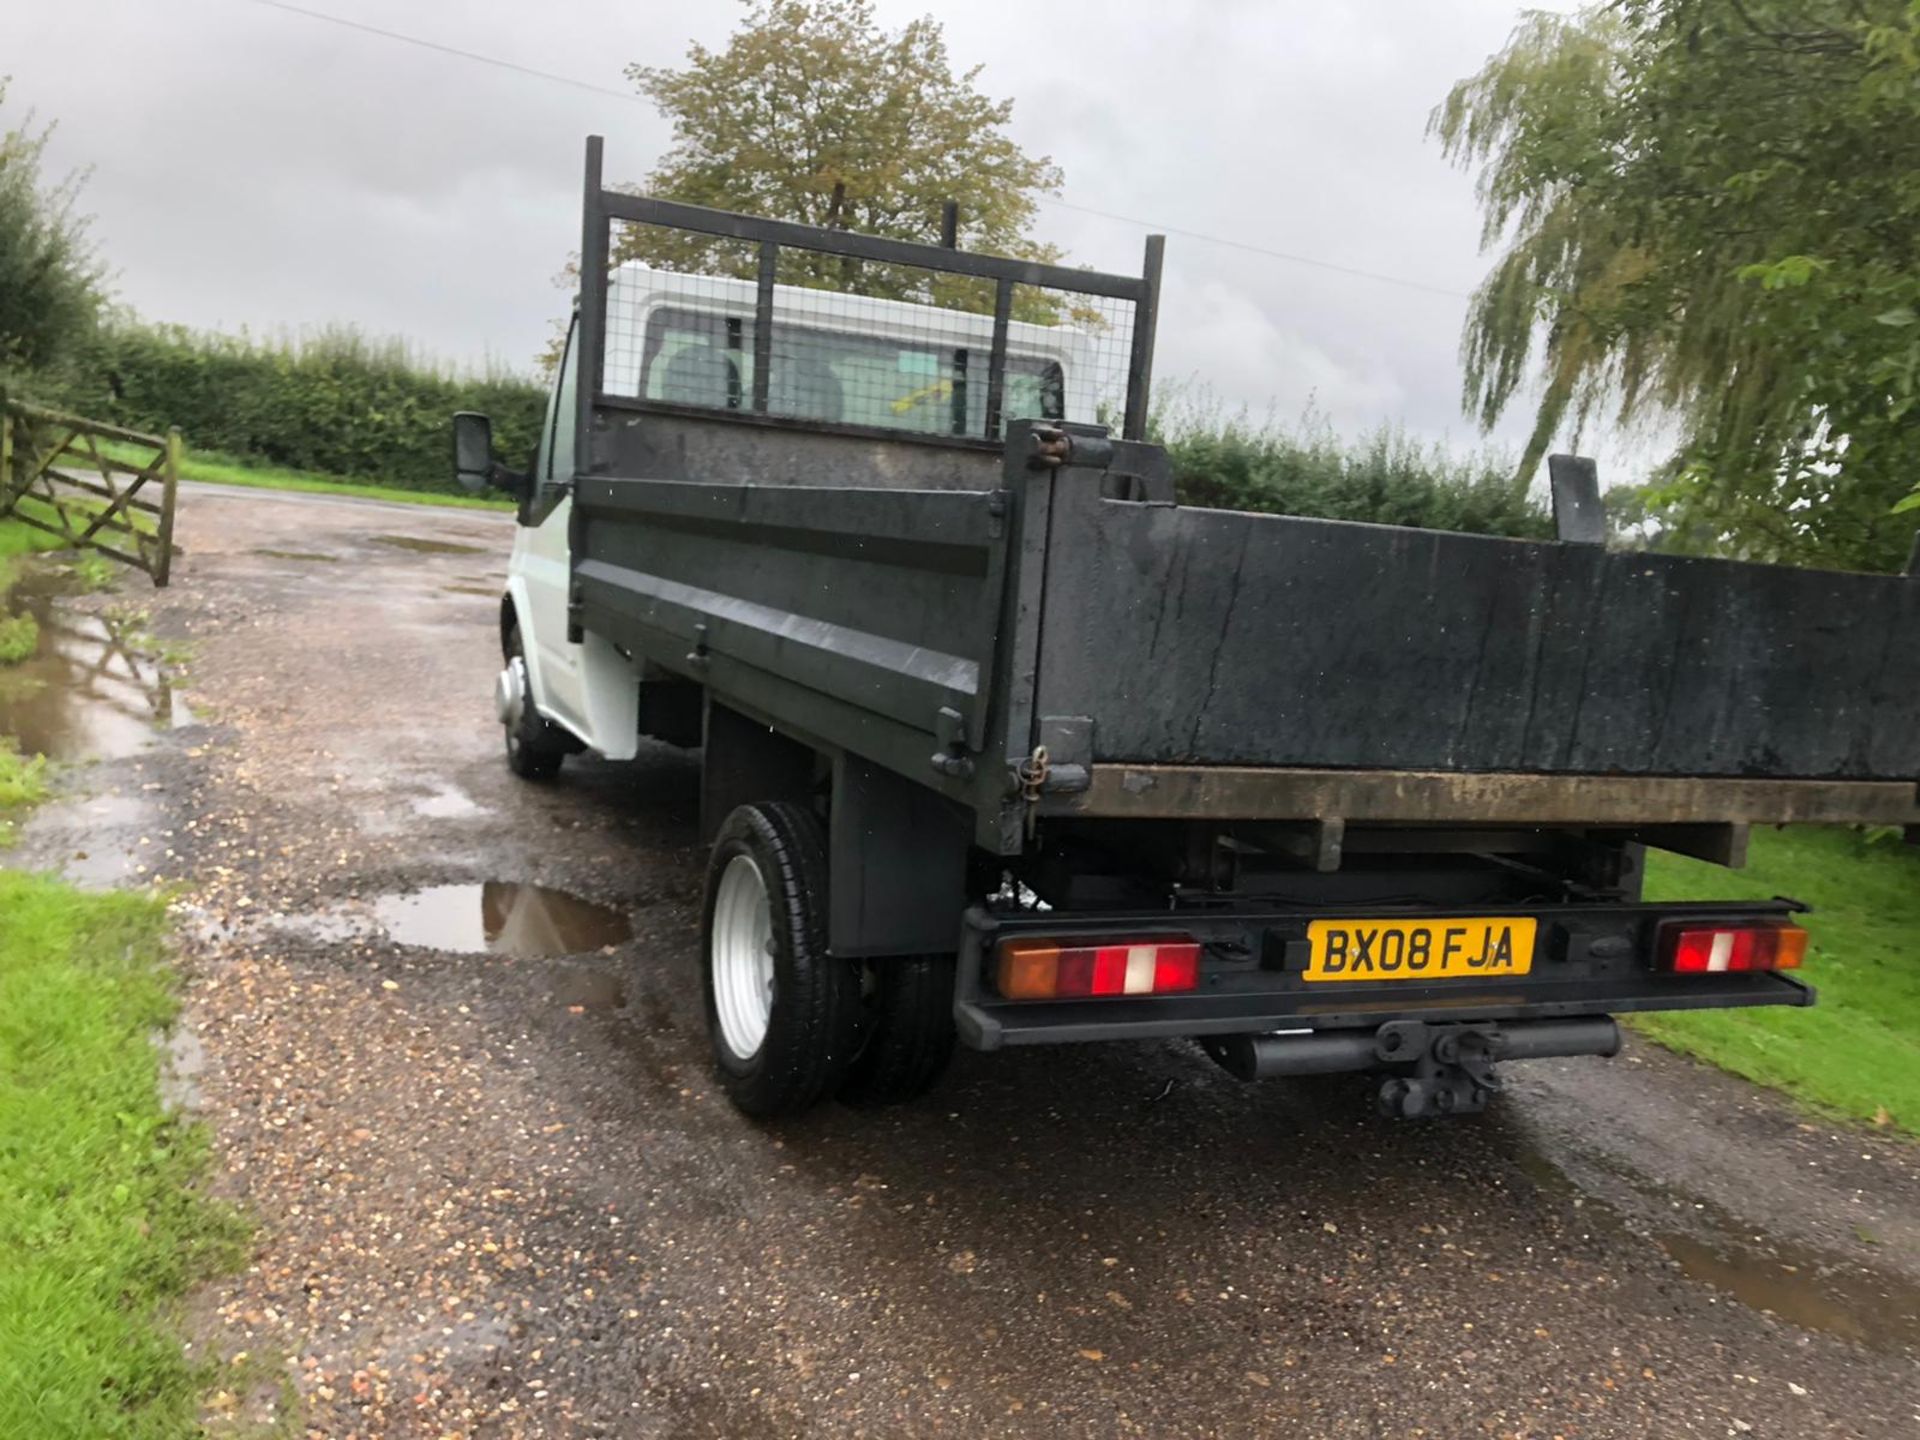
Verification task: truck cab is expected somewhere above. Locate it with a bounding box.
[494,262,1095,772]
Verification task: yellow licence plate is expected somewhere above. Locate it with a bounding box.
[1304,917,1537,983]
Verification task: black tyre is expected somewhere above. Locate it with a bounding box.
[701,801,860,1117]
[503,625,570,781]
[837,955,956,1107]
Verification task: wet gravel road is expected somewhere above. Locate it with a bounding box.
[17,484,1920,1438]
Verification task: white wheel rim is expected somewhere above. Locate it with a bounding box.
[712,853,774,1059]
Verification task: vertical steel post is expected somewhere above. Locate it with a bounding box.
[568,137,610,646]
[940,200,964,434]
[752,240,776,413]
[950,347,969,437]
[1121,234,1165,441]
[1546,454,1606,545]
[984,278,1014,441]
[575,135,608,480]
[154,427,181,587]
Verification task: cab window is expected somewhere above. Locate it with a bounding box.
[543,317,580,488]
[636,306,1063,438]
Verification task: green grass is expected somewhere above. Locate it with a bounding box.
[0,870,246,1437]
[2,489,155,574]
[0,611,38,664]
[0,511,72,564]
[70,550,120,593]
[1639,826,1920,1133]
[0,518,118,672]
[0,738,47,840]
[2,517,58,666]
[94,437,514,512]
[0,599,244,1428]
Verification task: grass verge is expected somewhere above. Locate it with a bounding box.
[2,608,243,1429]
[0,612,37,665]
[1,522,53,669]
[0,738,47,843]
[1640,826,1920,1133]
[94,437,514,512]
[0,870,246,1437]
[0,510,74,565]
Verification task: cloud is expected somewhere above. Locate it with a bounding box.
[11,0,1626,472]
[1156,274,1407,427]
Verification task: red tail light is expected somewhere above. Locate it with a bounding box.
[1659,921,1808,973]
[996,936,1201,1000]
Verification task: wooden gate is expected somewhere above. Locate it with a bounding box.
[0,402,180,587]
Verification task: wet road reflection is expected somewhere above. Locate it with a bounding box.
[0,575,190,760]
[373,881,632,956]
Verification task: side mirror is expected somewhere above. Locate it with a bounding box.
[453,412,496,494]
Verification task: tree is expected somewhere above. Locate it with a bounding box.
[0,83,101,395]
[612,0,1064,310]
[1433,2,1920,572]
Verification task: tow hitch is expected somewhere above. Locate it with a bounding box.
[1201,1017,1621,1117]
[1377,1024,1505,1118]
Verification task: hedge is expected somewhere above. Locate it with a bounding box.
[30,321,1550,537]
[37,320,547,495]
[1155,399,1551,540]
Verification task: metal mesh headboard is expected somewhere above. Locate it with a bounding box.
[574,136,1162,468]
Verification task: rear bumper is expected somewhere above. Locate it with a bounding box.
[953,899,1814,1052]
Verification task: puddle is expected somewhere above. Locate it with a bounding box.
[373,535,485,556]
[254,549,338,563]
[549,962,626,1010]
[58,836,150,887]
[58,790,152,826]
[373,882,631,956]
[410,782,486,820]
[156,1025,206,1112]
[1658,1232,1920,1352]
[1516,1139,1920,1355]
[10,787,161,888]
[0,579,187,760]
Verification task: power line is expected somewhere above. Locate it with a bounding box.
[1037,197,1471,299]
[242,0,642,103]
[238,0,1472,300]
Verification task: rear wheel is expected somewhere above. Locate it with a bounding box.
[837,955,956,1107]
[501,625,570,781]
[702,802,860,1117]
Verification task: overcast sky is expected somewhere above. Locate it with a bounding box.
[11,0,1626,477]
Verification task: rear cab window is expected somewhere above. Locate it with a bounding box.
[636,306,1064,438]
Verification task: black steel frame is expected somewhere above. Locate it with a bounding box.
[574,135,1164,459]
